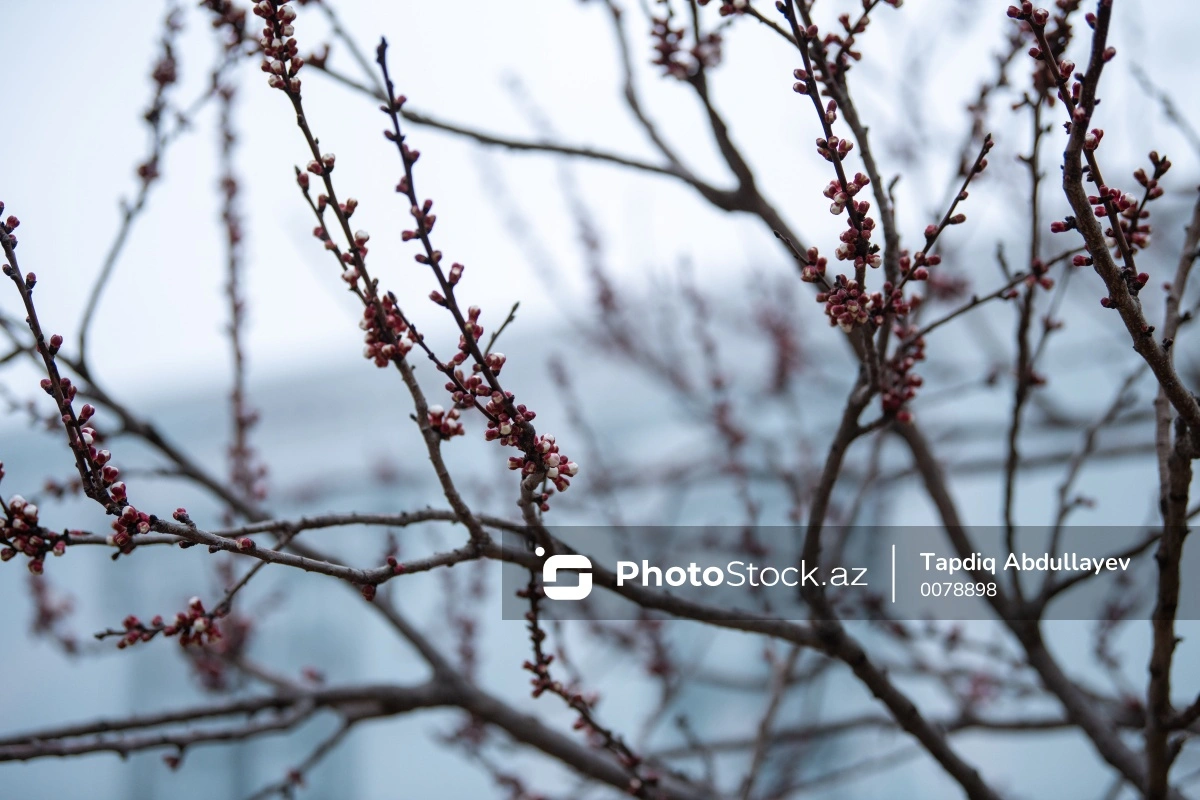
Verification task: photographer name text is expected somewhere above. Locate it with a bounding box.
[920,552,1131,576]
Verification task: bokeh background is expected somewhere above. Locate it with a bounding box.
[2,1,1200,797]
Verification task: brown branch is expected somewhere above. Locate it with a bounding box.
[737,645,801,800]
[242,718,353,800]
[0,699,319,762]
[1003,96,1050,597]
[1025,5,1200,443]
[896,420,1184,799]
[307,61,691,181]
[1148,419,1193,798]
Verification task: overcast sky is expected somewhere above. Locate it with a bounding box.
[1,0,1194,411]
[4,3,1200,797]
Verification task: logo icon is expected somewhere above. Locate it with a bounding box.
[537,546,593,601]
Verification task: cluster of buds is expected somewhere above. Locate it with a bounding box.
[924,271,970,302]
[1118,153,1171,252]
[1100,269,1150,308]
[150,34,178,91]
[825,1,904,77]
[1,493,74,574]
[884,327,927,422]
[899,248,942,279]
[4,234,143,524]
[427,405,464,439]
[428,262,466,306]
[450,305,485,367]
[508,435,579,499]
[691,31,723,70]
[483,392,538,444]
[519,579,654,792]
[650,14,689,79]
[817,276,874,332]
[791,67,812,96]
[878,281,917,319]
[482,351,507,375]
[649,13,721,79]
[428,307,579,504]
[108,504,154,552]
[360,295,415,368]
[1025,258,1056,292]
[816,135,854,162]
[63,409,149,550]
[305,152,336,177]
[0,204,18,250]
[519,582,557,697]
[1009,1,1087,98]
[1007,3,1050,25]
[1057,153,1170,306]
[799,246,828,284]
[1087,185,1139,240]
[823,172,871,216]
[113,596,223,649]
[186,612,253,692]
[38,374,78,404]
[393,144,420,180]
[36,388,139,530]
[373,75,580,509]
[308,193,365,276]
[835,209,879,268]
[698,0,747,15]
[447,368,489,406]
[344,228,369,265]
[201,0,249,50]
[254,1,302,93]
[403,198,437,240]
